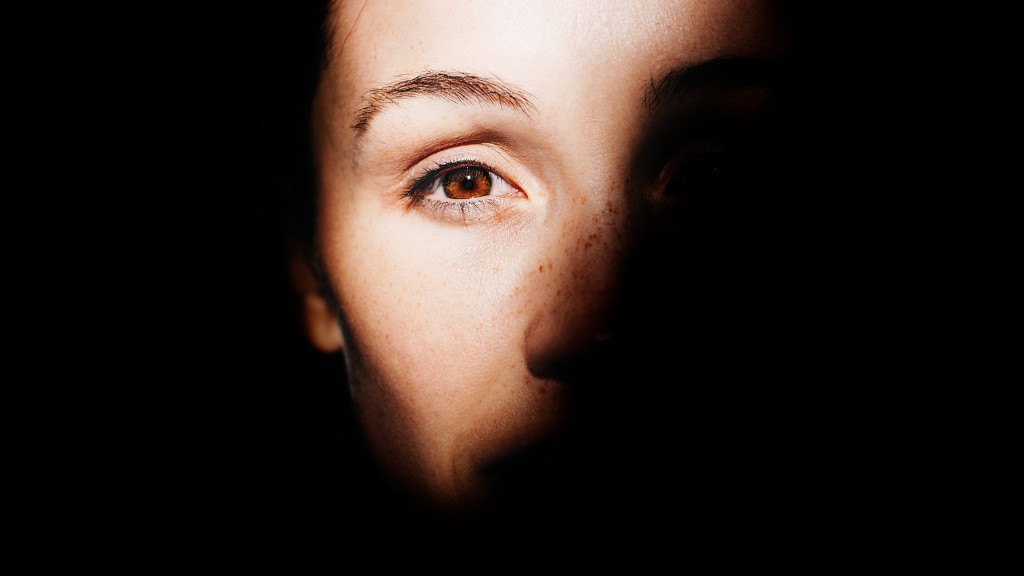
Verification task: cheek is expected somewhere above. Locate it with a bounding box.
[322,202,536,451]
[336,217,523,375]
[317,169,575,504]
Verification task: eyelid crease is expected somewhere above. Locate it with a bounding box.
[397,136,507,173]
[358,126,527,177]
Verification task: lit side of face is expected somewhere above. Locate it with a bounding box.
[306,0,795,521]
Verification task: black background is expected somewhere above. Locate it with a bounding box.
[51,0,947,567]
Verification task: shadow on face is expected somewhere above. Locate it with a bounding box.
[268,0,853,553]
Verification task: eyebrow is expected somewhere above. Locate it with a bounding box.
[643,56,790,113]
[351,70,538,134]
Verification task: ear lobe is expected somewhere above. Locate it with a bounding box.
[289,247,344,353]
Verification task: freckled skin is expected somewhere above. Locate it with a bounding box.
[309,0,795,526]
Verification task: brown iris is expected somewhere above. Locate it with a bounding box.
[442,167,492,199]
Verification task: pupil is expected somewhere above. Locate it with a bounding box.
[461,173,476,190]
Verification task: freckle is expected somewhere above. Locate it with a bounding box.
[538,264,544,272]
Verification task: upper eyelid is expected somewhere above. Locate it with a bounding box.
[422,159,495,179]
[389,139,548,206]
[410,160,492,189]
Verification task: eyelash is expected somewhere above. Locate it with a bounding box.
[403,159,520,221]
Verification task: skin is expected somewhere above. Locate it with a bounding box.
[300,0,797,524]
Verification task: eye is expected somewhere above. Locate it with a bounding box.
[664,147,738,203]
[403,160,524,224]
[409,162,519,202]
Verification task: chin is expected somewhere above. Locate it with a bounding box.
[430,417,582,531]
[373,375,584,532]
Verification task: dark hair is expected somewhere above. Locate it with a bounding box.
[252,0,370,514]
[259,0,333,258]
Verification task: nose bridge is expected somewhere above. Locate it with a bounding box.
[523,172,636,380]
[566,188,628,303]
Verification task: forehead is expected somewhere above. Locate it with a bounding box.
[324,0,793,108]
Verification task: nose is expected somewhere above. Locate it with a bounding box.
[522,188,638,383]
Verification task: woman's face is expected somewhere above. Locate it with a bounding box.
[308,0,796,519]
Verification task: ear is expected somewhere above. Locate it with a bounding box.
[289,246,344,353]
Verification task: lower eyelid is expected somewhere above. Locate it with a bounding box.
[411,196,512,223]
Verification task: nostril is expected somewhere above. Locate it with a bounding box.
[526,329,616,384]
